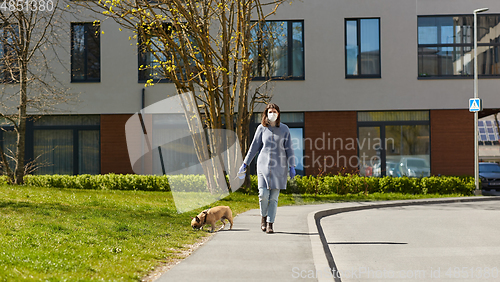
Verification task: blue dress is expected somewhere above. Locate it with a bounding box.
[243,123,295,190]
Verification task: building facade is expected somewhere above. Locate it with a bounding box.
[4,0,500,177]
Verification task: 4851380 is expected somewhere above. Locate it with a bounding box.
[0,0,54,12]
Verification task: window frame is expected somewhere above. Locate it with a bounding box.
[417,14,500,79]
[357,111,431,177]
[250,20,305,81]
[137,22,174,83]
[138,22,202,84]
[0,115,101,175]
[0,23,19,83]
[344,17,381,79]
[32,115,101,175]
[71,22,101,83]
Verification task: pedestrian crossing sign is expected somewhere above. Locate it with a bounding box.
[469,98,482,112]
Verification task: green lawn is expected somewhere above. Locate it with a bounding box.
[0,184,470,281]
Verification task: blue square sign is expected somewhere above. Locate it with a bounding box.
[469,98,482,112]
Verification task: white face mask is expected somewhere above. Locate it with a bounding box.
[268,112,278,122]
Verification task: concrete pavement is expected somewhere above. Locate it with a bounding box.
[157,203,331,282]
[156,196,500,282]
[322,201,500,281]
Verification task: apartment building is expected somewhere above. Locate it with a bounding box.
[4,0,500,177]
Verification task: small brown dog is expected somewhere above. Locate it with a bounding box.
[191,206,233,232]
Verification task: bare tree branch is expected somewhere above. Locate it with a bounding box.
[0,3,79,183]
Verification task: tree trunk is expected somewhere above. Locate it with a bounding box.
[15,59,27,185]
[15,16,28,185]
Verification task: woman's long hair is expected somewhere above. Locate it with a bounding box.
[261,103,281,127]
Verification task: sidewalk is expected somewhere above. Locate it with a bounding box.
[156,196,500,282]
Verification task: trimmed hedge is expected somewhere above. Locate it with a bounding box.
[23,174,171,191]
[0,174,476,196]
[291,174,475,196]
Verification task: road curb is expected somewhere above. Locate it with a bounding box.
[307,196,500,282]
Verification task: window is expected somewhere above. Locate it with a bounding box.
[71,22,101,82]
[345,18,381,78]
[250,20,304,80]
[418,15,500,77]
[138,23,201,83]
[33,115,100,175]
[0,115,100,175]
[151,114,202,175]
[0,129,16,172]
[138,23,170,82]
[0,24,19,83]
[357,111,430,178]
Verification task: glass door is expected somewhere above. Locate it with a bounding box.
[385,125,430,177]
[357,111,431,178]
[289,128,304,176]
[358,126,383,177]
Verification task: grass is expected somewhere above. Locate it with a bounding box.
[0,184,471,281]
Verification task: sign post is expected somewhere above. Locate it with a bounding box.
[472,7,488,196]
[470,98,482,194]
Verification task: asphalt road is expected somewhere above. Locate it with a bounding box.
[321,201,500,281]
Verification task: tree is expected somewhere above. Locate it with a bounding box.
[77,0,287,192]
[0,3,77,184]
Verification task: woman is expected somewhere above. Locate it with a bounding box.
[239,103,296,233]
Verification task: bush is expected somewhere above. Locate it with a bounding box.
[291,174,474,196]
[17,174,476,196]
[24,174,172,192]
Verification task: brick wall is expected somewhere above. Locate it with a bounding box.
[100,110,470,176]
[101,114,135,174]
[304,111,358,175]
[430,109,474,176]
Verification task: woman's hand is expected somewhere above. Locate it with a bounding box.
[238,163,247,179]
[289,167,296,178]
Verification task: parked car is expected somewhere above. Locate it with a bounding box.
[372,161,401,177]
[386,161,401,177]
[479,162,500,196]
[398,157,430,177]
